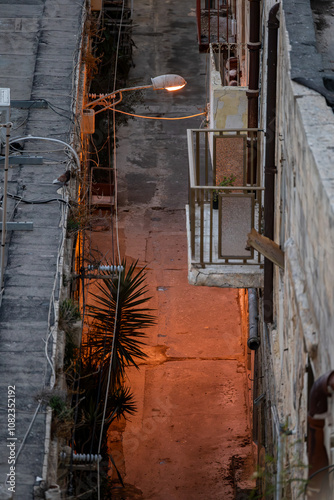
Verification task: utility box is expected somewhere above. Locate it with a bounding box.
[0,88,10,146]
[91,0,102,11]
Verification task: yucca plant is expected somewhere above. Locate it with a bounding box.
[83,259,155,388]
[75,375,137,453]
[59,298,81,330]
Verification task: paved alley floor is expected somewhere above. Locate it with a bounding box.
[91,207,254,499]
[87,2,254,497]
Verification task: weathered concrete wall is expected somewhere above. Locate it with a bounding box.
[209,48,248,130]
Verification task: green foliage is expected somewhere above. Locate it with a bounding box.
[90,21,133,94]
[64,330,77,370]
[59,299,81,370]
[67,217,80,234]
[74,365,137,453]
[249,450,308,500]
[213,174,237,202]
[218,174,237,187]
[84,259,155,387]
[69,260,155,455]
[59,299,81,329]
[89,21,136,168]
[249,454,275,499]
[49,394,73,422]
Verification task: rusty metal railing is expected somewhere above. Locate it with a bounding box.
[187,128,264,267]
[196,0,230,51]
[211,42,249,87]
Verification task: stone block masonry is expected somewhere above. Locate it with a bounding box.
[257,4,334,496]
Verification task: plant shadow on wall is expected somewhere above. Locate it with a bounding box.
[63,260,155,498]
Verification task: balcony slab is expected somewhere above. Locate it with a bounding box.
[188,262,263,288]
[186,205,264,288]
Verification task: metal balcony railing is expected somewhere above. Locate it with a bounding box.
[211,42,249,87]
[196,0,233,52]
[187,128,264,267]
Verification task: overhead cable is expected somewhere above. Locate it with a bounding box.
[6,192,69,205]
[8,136,80,170]
[112,108,206,120]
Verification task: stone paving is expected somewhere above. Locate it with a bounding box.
[89,0,255,497]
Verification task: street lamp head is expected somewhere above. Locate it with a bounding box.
[151,74,187,92]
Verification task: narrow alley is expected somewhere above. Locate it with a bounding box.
[0,0,333,497]
[92,209,253,499]
[89,0,254,497]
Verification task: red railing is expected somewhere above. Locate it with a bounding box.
[196,0,229,51]
[196,0,202,48]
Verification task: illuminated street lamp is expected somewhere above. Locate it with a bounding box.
[151,74,187,91]
[82,74,187,133]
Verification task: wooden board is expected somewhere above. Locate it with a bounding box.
[247,228,284,269]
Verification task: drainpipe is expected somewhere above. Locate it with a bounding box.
[307,370,334,497]
[247,0,261,130]
[246,0,261,186]
[263,3,280,323]
[247,288,260,350]
[226,0,229,45]
[196,0,202,49]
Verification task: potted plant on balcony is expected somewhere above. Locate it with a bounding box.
[212,174,236,209]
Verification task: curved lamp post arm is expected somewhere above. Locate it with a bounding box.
[85,84,153,110]
[84,74,187,112]
[92,93,124,115]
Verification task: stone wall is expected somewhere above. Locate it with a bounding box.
[277,1,334,419]
[257,1,334,496]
